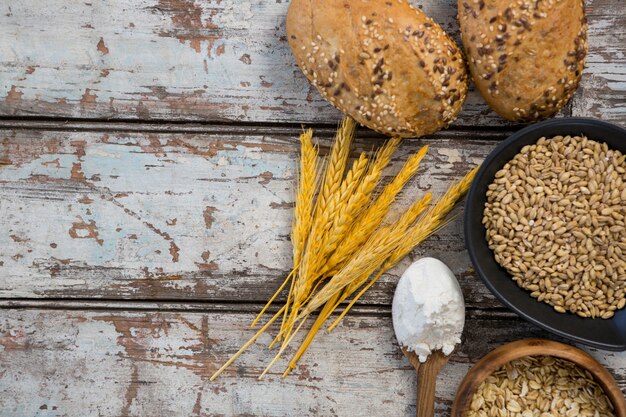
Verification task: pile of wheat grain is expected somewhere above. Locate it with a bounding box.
[468,355,616,417]
[483,135,626,319]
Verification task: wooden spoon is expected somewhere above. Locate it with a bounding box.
[402,347,450,417]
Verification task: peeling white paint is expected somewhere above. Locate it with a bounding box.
[5,0,620,125]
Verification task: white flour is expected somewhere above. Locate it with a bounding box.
[392,257,465,362]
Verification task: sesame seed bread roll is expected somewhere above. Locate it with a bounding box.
[458,0,587,122]
[286,0,469,138]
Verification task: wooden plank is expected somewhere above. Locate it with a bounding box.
[0,0,623,125]
[0,308,623,416]
[571,0,626,123]
[0,127,502,307]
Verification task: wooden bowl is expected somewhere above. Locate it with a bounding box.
[451,339,626,417]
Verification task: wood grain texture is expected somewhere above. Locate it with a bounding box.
[0,0,623,126]
[571,0,626,123]
[0,308,623,417]
[414,351,450,417]
[0,127,498,307]
[0,0,624,413]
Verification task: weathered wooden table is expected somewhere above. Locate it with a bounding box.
[0,1,624,415]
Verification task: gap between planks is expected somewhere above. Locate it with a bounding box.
[0,117,518,140]
[0,297,515,316]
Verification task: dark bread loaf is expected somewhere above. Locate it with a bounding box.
[458,0,587,122]
[287,0,469,138]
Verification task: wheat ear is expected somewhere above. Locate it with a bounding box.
[296,120,358,291]
[303,186,433,317]
[323,145,428,275]
[330,167,478,327]
[325,168,477,329]
[285,153,367,335]
[293,129,318,267]
[298,223,401,317]
[315,136,400,268]
[293,117,356,290]
[325,192,433,330]
[251,129,318,328]
[387,166,479,267]
[315,116,356,217]
[283,150,387,344]
[327,169,476,331]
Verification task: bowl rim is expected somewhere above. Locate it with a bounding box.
[451,338,626,417]
[464,117,626,350]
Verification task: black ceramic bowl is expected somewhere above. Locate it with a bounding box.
[465,118,626,351]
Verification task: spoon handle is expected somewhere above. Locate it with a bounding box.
[415,351,449,417]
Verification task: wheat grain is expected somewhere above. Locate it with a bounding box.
[484,135,626,318]
[468,356,616,417]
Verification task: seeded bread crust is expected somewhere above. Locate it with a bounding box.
[286,0,468,138]
[458,0,587,122]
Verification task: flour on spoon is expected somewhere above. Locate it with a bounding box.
[392,257,465,362]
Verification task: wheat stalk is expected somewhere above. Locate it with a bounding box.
[388,166,479,267]
[327,167,478,331]
[210,304,286,381]
[251,130,318,328]
[280,119,358,343]
[293,129,318,267]
[315,116,356,217]
[211,117,480,380]
[323,145,428,275]
[282,292,340,377]
[282,137,399,343]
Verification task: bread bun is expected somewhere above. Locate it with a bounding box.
[287,0,469,138]
[458,0,587,122]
